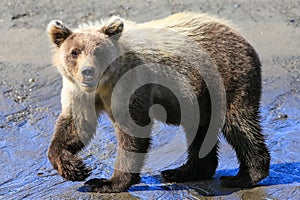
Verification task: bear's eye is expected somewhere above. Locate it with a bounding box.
[71,49,81,58]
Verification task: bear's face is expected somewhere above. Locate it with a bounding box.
[47,17,124,93]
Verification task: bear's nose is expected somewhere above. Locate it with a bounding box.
[81,67,95,80]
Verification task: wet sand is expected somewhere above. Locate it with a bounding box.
[0,0,300,199]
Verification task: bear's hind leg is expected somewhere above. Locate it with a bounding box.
[162,93,218,183]
[162,125,218,183]
[221,112,270,188]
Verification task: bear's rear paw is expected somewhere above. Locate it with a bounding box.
[220,175,254,188]
[162,161,215,183]
[220,168,268,188]
[161,168,188,182]
[59,150,91,181]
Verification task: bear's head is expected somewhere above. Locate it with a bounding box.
[47,17,124,93]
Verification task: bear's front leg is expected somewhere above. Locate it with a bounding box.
[85,123,150,192]
[48,77,98,181]
[48,115,91,181]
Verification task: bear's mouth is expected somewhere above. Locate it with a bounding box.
[81,80,98,87]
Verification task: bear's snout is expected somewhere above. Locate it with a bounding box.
[80,66,98,90]
[81,66,95,81]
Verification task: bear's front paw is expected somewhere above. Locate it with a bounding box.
[84,178,128,193]
[84,171,141,193]
[58,149,91,181]
[48,147,91,181]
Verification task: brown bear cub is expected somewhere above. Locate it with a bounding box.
[47,13,270,192]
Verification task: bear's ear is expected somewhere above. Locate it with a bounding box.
[47,20,72,47]
[102,17,124,39]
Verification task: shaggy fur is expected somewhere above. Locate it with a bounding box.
[47,12,270,193]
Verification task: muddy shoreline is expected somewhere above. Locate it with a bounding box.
[1,0,300,199]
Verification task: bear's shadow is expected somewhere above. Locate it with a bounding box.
[78,162,300,196]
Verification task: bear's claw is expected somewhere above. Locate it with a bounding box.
[84,178,127,193]
[59,149,91,181]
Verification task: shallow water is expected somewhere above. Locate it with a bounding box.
[1,0,300,199]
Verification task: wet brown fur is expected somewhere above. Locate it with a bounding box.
[47,13,270,192]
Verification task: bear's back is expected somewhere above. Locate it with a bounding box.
[119,12,261,100]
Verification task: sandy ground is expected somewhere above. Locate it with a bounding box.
[0,0,300,199]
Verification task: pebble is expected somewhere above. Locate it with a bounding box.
[37,172,44,176]
[279,114,288,119]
